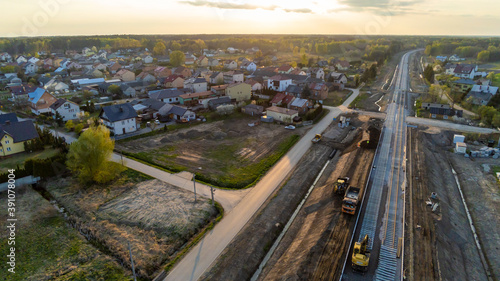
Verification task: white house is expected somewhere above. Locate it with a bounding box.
[143,55,154,64]
[16,56,27,64]
[24,63,39,74]
[224,60,238,70]
[452,64,478,79]
[240,61,257,72]
[184,77,208,93]
[49,98,81,121]
[99,103,138,135]
[0,53,12,62]
[268,75,292,92]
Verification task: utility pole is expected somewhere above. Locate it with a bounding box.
[210,186,215,207]
[193,173,197,203]
[128,241,137,281]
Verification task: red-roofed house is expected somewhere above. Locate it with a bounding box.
[309,82,328,103]
[163,75,184,88]
[335,60,350,71]
[278,65,294,74]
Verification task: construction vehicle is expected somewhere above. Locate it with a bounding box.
[312,134,322,143]
[352,234,370,272]
[333,177,350,195]
[342,186,360,215]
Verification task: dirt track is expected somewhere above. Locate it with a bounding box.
[258,117,379,281]
[404,127,492,281]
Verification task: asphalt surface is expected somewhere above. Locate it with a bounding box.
[163,88,360,281]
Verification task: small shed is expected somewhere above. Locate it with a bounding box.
[455,142,467,154]
[453,134,465,144]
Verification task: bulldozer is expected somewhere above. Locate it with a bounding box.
[333,177,350,195]
[352,235,370,273]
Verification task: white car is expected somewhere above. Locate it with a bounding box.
[154,120,160,125]
[285,125,296,130]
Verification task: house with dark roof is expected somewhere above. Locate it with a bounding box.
[49,98,81,121]
[149,88,183,104]
[465,84,499,105]
[0,119,39,156]
[207,96,232,110]
[284,85,304,97]
[451,79,476,94]
[453,64,478,79]
[0,113,19,125]
[242,104,264,116]
[158,104,196,121]
[28,88,58,115]
[99,103,138,135]
[184,77,208,93]
[309,82,328,103]
[163,74,184,88]
[209,71,224,84]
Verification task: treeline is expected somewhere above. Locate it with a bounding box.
[1,35,424,59]
[424,37,500,62]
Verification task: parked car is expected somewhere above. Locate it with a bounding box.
[285,125,296,130]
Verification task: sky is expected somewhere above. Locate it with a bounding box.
[1,0,500,37]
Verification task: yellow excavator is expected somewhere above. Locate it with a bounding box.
[352,235,370,272]
[333,177,350,195]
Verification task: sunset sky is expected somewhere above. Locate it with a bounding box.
[2,0,499,37]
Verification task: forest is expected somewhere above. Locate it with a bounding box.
[424,37,500,62]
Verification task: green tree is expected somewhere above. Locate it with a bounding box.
[492,114,500,128]
[74,123,84,135]
[487,72,495,81]
[65,120,75,131]
[170,41,181,51]
[67,125,124,184]
[170,50,185,67]
[477,50,490,63]
[0,65,16,73]
[255,50,263,58]
[301,53,308,66]
[153,41,167,56]
[108,84,121,95]
[423,64,435,83]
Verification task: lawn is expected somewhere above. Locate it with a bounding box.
[0,147,61,174]
[0,186,131,281]
[490,73,500,87]
[323,89,352,106]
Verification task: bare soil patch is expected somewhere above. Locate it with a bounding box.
[45,177,218,279]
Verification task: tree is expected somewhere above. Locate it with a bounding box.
[170,50,185,67]
[54,111,64,127]
[108,84,121,96]
[423,64,435,83]
[170,41,181,51]
[477,50,490,63]
[65,120,75,131]
[487,72,495,81]
[91,46,98,53]
[492,114,500,128]
[301,86,311,99]
[301,53,308,66]
[153,41,167,56]
[67,125,125,184]
[255,50,263,58]
[74,123,84,135]
[0,65,16,73]
[290,61,297,68]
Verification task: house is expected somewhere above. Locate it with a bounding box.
[0,113,18,125]
[207,96,232,110]
[265,106,298,123]
[0,119,39,157]
[163,75,184,88]
[318,60,329,67]
[330,72,347,90]
[242,104,264,116]
[0,52,12,62]
[270,93,286,106]
[49,98,81,121]
[24,62,39,74]
[99,103,138,135]
[153,66,172,78]
[108,61,122,74]
[278,65,294,74]
[179,91,218,106]
[421,103,463,119]
[120,84,136,97]
[28,88,58,115]
[465,84,499,105]
[173,66,192,78]
[86,68,104,78]
[223,71,244,84]
[184,77,208,93]
[224,60,238,70]
[225,82,252,102]
[114,69,136,82]
[449,54,465,62]
[9,84,37,99]
[309,82,328,103]
[227,47,236,54]
[211,84,228,96]
[45,80,69,93]
[196,55,209,67]
[16,56,27,64]
[185,57,195,65]
[159,104,196,121]
[290,98,309,114]
[209,72,224,84]
[436,56,448,62]
[133,98,166,119]
[268,75,292,92]
[453,64,478,79]
[149,88,183,104]
[335,60,350,71]
[136,72,157,84]
[245,79,263,92]
[240,61,257,72]
[307,67,325,80]
[451,79,476,94]
[289,69,307,75]
[143,55,154,64]
[208,58,220,67]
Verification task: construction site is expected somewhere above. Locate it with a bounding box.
[201,113,383,281]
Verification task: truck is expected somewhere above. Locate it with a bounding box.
[312,134,321,143]
[333,177,350,195]
[342,186,360,215]
[352,234,370,272]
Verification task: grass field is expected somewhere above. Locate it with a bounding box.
[0,186,131,281]
[323,90,352,106]
[0,147,61,174]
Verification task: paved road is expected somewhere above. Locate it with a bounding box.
[406,117,498,134]
[163,89,360,281]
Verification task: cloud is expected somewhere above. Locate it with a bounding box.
[332,0,425,16]
[179,0,313,13]
[283,8,313,13]
[179,0,276,10]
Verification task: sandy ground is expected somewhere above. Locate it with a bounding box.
[405,127,495,281]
